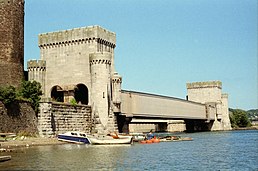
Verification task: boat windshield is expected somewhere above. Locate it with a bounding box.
[80,133,86,137]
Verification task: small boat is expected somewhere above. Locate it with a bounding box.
[88,134,133,145]
[130,133,146,142]
[57,131,91,144]
[159,136,193,142]
[0,155,11,162]
[0,133,16,141]
[140,137,160,144]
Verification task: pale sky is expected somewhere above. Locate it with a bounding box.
[24,0,258,110]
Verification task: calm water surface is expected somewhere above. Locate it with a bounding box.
[1,130,257,171]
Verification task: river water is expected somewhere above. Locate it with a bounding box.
[1,130,257,171]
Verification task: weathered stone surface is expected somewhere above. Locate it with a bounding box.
[28,26,121,135]
[0,101,38,135]
[38,102,92,137]
[0,0,24,88]
[187,81,232,131]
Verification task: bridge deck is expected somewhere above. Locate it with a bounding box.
[121,90,208,120]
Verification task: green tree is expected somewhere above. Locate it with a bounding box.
[229,109,251,128]
[18,80,43,113]
[0,86,17,105]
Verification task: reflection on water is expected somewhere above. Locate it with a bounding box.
[1,130,257,170]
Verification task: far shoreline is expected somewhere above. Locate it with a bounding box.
[232,126,258,131]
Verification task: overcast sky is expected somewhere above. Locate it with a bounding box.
[24,0,257,110]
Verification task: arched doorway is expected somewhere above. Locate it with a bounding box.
[51,85,64,102]
[74,84,88,105]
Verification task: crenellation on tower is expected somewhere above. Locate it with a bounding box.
[186,81,222,90]
[38,25,116,50]
[27,59,46,95]
[27,59,46,70]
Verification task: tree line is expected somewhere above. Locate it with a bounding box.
[229,108,252,128]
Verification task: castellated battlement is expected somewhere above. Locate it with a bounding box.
[89,52,112,65]
[186,81,222,89]
[222,93,228,98]
[38,25,116,48]
[27,60,46,70]
[112,72,122,83]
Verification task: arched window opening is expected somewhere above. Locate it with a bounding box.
[51,85,64,102]
[74,84,88,105]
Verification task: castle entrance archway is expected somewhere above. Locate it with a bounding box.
[74,84,88,105]
[51,85,64,102]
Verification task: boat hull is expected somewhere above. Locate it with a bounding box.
[88,135,133,145]
[57,132,91,144]
[0,156,11,162]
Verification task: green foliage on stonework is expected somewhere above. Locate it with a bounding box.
[70,98,77,106]
[229,108,252,128]
[0,81,42,113]
[18,80,43,113]
[0,86,16,105]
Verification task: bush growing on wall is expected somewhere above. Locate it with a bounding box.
[0,81,42,113]
[0,86,16,105]
[18,80,43,113]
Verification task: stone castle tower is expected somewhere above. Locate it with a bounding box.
[187,81,232,130]
[0,0,24,87]
[28,26,122,133]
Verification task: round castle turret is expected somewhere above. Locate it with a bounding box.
[112,72,122,112]
[89,52,112,128]
[0,0,24,87]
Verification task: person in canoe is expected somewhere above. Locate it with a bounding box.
[147,130,154,140]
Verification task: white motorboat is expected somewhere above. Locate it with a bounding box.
[130,133,146,142]
[88,134,133,145]
[57,131,91,144]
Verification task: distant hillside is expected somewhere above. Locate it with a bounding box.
[247,109,258,121]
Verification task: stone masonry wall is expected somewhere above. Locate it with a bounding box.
[38,26,116,99]
[38,101,92,137]
[167,120,186,132]
[0,0,24,88]
[0,101,38,135]
[187,81,231,131]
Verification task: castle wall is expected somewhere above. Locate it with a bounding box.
[0,101,38,135]
[89,52,112,128]
[112,72,122,112]
[0,0,24,87]
[38,26,116,101]
[221,93,231,130]
[27,60,46,95]
[186,81,231,131]
[187,81,222,103]
[38,100,92,137]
